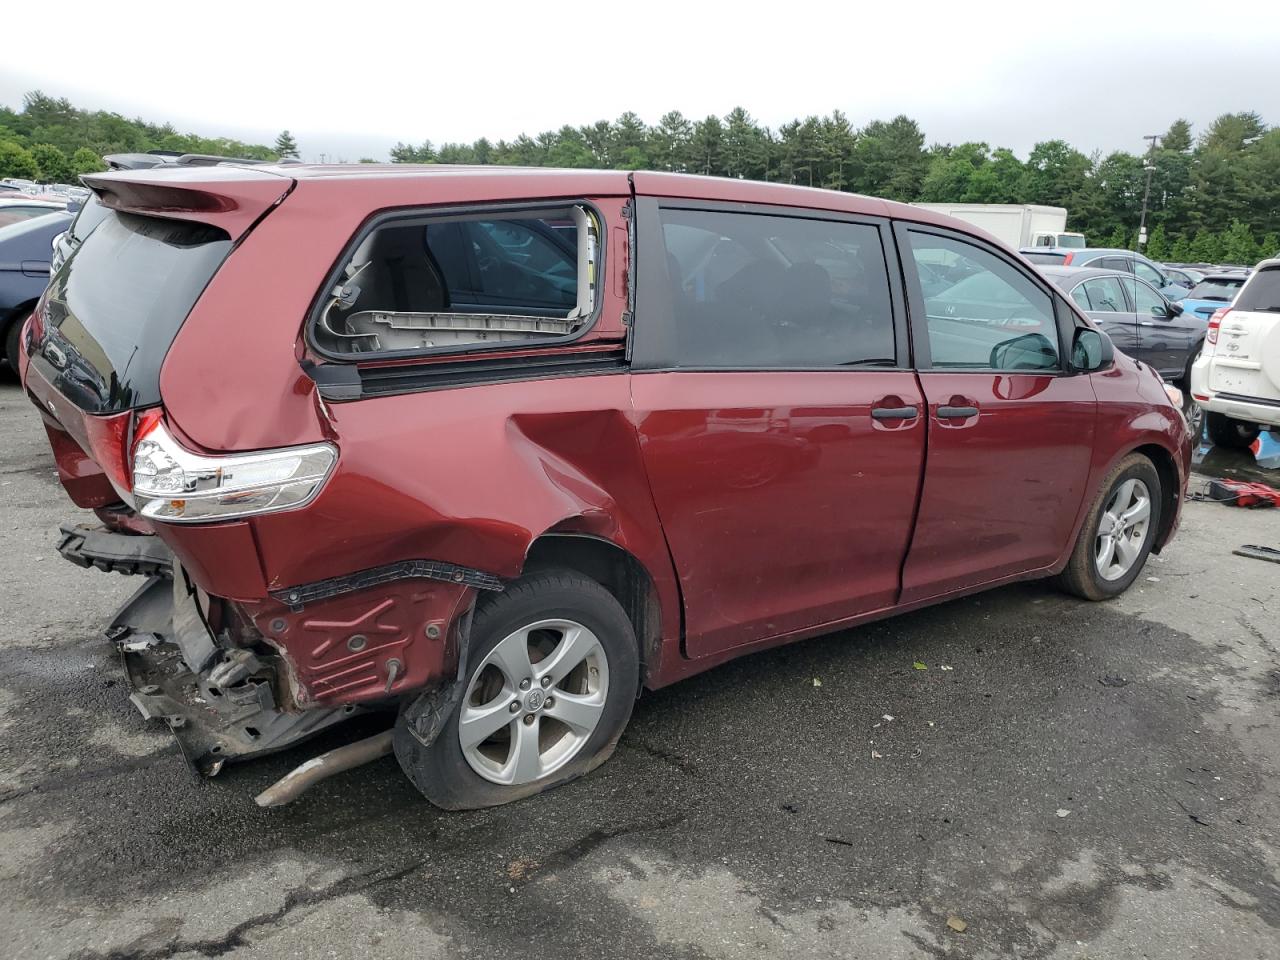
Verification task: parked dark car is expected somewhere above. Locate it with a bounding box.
[20,165,1190,809]
[1039,265,1205,383]
[1,210,73,371]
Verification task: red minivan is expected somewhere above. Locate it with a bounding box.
[20,165,1190,808]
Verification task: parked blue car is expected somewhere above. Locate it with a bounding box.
[1,211,73,371]
[1177,272,1248,323]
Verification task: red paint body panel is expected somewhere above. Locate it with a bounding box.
[899,372,1097,603]
[630,371,925,656]
[21,165,1193,710]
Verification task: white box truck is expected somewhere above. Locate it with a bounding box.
[911,203,1085,250]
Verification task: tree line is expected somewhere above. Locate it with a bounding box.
[2,91,1276,263]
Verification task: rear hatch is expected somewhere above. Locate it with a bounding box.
[22,166,293,507]
[1206,265,1280,399]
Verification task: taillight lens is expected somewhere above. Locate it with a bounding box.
[1206,308,1229,345]
[1062,252,1074,266]
[131,420,337,522]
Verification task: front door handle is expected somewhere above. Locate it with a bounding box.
[937,405,979,418]
[871,405,919,420]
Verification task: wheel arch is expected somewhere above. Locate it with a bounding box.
[1132,442,1180,553]
[522,530,666,691]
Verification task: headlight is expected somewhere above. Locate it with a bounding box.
[1163,383,1184,411]
[132,419,337,522]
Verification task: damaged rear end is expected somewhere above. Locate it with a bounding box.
[21,166,394,776]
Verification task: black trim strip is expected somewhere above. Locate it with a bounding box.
[316,346,628,400]
[1215,391,1280,408]
[272,559,505,609]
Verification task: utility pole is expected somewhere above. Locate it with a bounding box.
[1136,134,1159,253]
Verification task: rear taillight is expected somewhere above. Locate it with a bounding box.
[1206,308,1230,345]
[1062,252,1074,266]
[131,419,337,523]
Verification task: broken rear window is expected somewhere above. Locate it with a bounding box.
[313,205,599,357]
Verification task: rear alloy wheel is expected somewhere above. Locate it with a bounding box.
[393,569,638,809]
[1056,453,1162,600]
[1205,411,1260,450]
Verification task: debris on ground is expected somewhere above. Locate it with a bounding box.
[940,664,954,671]
[1056,808,1072,818]
[871,750,883,759]
[913,661,928,670]
[1099,675,1131,687]
[1233,544,1280,565]
[947,916,968,933]
[812,677,822,687]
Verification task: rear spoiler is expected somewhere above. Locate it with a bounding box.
[82,166,294,241]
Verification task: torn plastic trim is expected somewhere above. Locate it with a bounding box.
[58,522,173,578]
[109,575,356,775]
[271,558,504,610]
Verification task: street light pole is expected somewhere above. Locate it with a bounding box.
[1136,134,1159,253]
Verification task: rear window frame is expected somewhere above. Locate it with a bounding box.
[304,199,608,364]
[1234,267,1280,313]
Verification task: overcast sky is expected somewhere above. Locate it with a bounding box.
[3,0,1276,162]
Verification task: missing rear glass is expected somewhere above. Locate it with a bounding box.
[315,204,599,357]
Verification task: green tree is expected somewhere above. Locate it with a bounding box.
[1145,224,1169,260]
[28,142,72,182]
[70,146,105,176]
[850,115,927,200]
[273,130,300,159]
[1219,219,1260,265]
[1168,233,1193,262]
[389,140,436,163]
[0,140,38,179]
[1104,224,1133,249]
[1261,233,1280,259]
[689,116,724,176]
[1189,230,1224,263]
[1161,119,1193,153]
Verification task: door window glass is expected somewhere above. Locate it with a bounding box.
[907,231,1059,370]
[1129,279,1167,317]
[1099,257,1134,273]
[658,209,897,367]
[1133,261,1165,288]
[1076,277,1127,312]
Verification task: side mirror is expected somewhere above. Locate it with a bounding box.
[990,332,1058,370]
[1071,328,1114,372]
[1167,300,1184,317]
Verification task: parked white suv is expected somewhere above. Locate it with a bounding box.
[1190,259,1280,448]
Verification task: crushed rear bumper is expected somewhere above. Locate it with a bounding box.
[71,524,354,775]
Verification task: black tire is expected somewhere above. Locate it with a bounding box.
[1205,411,1260,450]
[393,568,638,810]
[1055,453,1162,601]
[3,312,26,374]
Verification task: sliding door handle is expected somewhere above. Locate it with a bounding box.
[871,405,919,420]
[936,405,979,418]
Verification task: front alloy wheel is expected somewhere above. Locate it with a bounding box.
[1094,478,1152,582]
[1056,453,1162,600]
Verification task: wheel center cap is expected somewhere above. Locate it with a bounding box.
[525,689,545,711]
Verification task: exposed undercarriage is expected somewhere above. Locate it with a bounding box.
[63,524,355,776]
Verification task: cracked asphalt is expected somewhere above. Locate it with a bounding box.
[2,375,1279,960]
